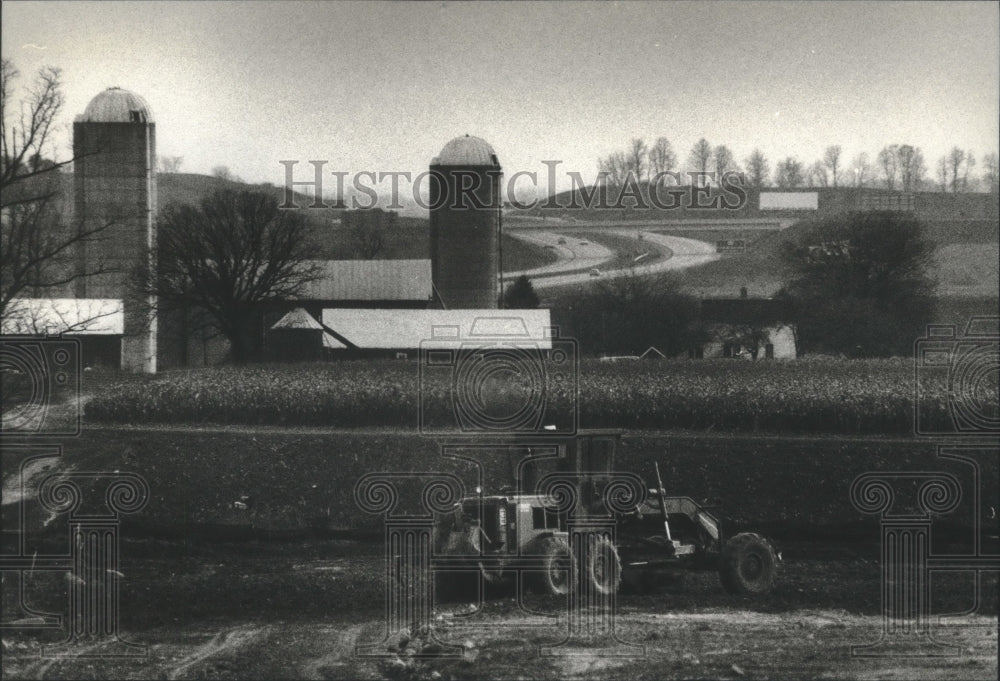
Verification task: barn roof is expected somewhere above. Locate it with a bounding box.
[1,299,124,335]
[320,309,553,350]
[300,260,432,302]
[270,307,322,331]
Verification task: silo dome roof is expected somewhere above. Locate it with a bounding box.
[78,87,154,123]
[432,135,499,166]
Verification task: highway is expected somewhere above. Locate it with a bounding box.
[505,229,719,289]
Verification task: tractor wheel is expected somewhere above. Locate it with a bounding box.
[719,532,777,595]
[581,534,622,596]
[531,536,576,596]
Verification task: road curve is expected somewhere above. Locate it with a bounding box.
[524,232,719,289]
[504,231,615,279]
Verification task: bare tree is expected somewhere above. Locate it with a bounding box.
[647,137,677,183]
[936,156,949,192]
[744,149,769,188]
[807,160,828,188]
[353,222,385,259]
[877,145,899,190]
[158,155,184,173]
[910,148,927,191]
[145,188,319,363]
[212,165,238,182]
[851,152,870,187]
[1,59,116,321]
[895,145,915,192]
[597,150,629,188]
[626,138,648,183]
[344,208,391,259]
[947,147,966,193]
[2,298,121,335]
[713,145,738,178]
[688,138,713,185]
[823,146,842,187]
[983,152,999,194]
[962,150,976,192]
[775,157,805,188]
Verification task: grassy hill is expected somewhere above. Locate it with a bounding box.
[56,171,1000,292]
[539,215,997,330]
[509,183,998,225]
[669,219,998,303]
[158,173,553,269]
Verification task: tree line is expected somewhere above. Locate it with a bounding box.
[598,137,999,193]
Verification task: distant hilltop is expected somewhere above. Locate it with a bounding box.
[507,184,999,225]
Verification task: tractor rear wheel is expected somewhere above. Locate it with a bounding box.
[531,536,576,595]
[719,532,777,595]
[581,534,622,596]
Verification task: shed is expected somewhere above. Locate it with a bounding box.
[268,307,323,361]
[1,299,124,368]
[319,309,554,359]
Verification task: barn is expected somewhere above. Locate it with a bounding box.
[1,299,125,368]
[319,309,553,359]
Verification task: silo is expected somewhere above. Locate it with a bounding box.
[73,87,157,373]
[429,135,502,309]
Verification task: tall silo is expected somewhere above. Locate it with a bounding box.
[429,135,502,309]
[73,87,157,373]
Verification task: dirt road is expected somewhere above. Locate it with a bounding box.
[3,542,996,680]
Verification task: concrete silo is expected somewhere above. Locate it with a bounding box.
[73,87,157,372]
[429,135,502,309]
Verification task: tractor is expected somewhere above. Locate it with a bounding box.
[432,431,778,597]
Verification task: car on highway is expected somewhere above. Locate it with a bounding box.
[589,268,602,277]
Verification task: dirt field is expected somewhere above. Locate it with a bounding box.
[2,539,996,680]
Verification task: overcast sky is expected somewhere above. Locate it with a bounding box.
[3,1,998,198]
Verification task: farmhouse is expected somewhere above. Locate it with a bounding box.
[695,289,796,360]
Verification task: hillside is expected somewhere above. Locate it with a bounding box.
[671,217,998,300]
[508,183,999,226]
[51,171,999,288]
[539,215,997,330]
[51,172,551,268]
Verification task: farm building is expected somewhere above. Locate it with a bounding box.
[1,299,125,368]
[319,309,553,359]
[694,290,796,360]
[429,135,503,309]
[159,259,435,367]
[71,88,158,372]
[267,307,325,361]
[5,87,510,372]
